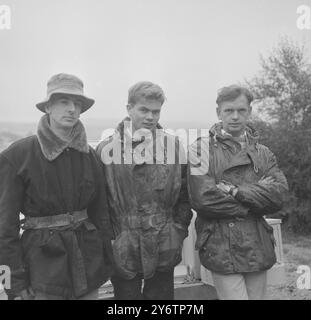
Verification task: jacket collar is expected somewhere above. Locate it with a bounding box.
[210,122,261,177]
[37,114,89,161]
[109,117,170,165]
[210,122,259,146]
[115,117,163,142]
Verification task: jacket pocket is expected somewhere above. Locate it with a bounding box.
[39,231,67,257]
[260,219,276,247]
[22,228,66,257]
[158,221,188,269]
[195,223,215,251]
[196,222,221,271]
[112,231,130,276]
[256,218,277,271]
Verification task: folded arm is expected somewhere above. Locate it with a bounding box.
[187,138,249,220]
[235,148,288,215]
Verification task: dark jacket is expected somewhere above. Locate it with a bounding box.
[188,123,288,274]
[0,117,113,298]
[96,118,192,280]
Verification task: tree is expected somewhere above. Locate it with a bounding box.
[246,37,311,233]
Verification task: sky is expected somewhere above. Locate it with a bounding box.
[0,0,310,126]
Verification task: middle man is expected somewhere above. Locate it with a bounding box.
[96,81,192,300]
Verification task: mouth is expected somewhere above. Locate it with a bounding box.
[63,116,75,121]
[143,123,154,128]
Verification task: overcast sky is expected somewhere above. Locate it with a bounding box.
[0,0,310,126]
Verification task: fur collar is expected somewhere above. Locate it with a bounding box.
[37,114,89,161]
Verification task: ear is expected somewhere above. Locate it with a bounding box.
[45,104,51,114]
[126,104,133,114]
[216,107,221,120]
[248,105,252,115]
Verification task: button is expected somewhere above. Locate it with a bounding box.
[229,222,235,228]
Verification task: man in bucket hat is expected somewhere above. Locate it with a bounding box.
[0,73,113,299]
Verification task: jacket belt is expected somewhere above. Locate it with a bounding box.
[21,209,90,297]
[21,209,88,230]
[123,214,168,230]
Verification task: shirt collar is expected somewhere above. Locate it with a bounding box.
[221,129,246,139]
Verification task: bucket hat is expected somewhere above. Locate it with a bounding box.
[36,73,95,113]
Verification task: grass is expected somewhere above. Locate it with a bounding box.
[267,228,311,300]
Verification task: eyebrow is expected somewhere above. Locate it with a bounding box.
[139,106,152,111]
[139,106,160,111]
[223,106,248,110]
[56,96,82,103]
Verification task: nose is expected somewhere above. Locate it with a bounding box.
[145,111,154,121]
[67,101,76,112]
[232,110,239,119]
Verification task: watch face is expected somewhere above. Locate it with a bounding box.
[229,186,235,195]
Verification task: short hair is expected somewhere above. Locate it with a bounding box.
[216,85,253,106]
[128,81,166,106]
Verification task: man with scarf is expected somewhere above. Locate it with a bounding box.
[188,85,288,300]
[96,81,192,300]
[0,73,113,299]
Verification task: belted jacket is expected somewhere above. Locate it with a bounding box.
[0,115,113,298]
[96,118,192,280]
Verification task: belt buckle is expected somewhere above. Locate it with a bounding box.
[148,216,156,228]
[68,213,75,225]
[141,216,155,230]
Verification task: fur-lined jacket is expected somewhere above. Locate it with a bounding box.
[0,115,113,298]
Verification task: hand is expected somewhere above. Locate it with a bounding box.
[14,287,35,300]
[258,176,275,186]
[216,181,232,194]
[230,186,239,197]
[216,180,238,197]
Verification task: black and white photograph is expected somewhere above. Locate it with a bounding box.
[0,0,311,303]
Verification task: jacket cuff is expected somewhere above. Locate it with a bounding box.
[235,186,249,204]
